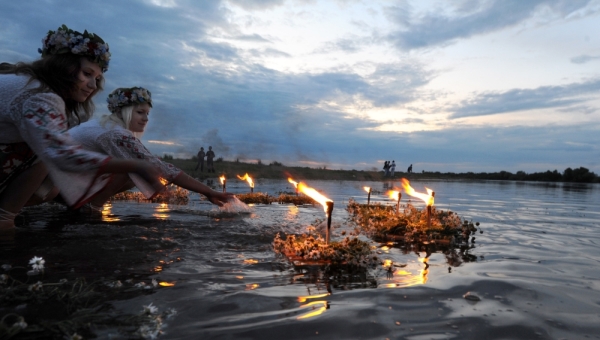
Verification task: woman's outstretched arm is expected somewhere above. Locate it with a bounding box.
[172,172,233,206]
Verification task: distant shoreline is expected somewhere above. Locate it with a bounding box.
[164,157,600,184]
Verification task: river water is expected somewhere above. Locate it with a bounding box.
[2,179,600,339]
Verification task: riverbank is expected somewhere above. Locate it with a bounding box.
[166,158,600,183]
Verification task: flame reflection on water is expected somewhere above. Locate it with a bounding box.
[296,300,328,320]
[382,257,429,288]
[101,203,120,222]
[153,203,170,220]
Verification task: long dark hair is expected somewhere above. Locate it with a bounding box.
[0,53,104,124]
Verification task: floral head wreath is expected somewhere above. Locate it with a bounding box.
[107,87,153,114]
[38,24,111,72]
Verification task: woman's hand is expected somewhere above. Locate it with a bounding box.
[206,191,235,207]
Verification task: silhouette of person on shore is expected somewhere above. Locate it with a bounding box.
[206,146,216,173]
[390,160,396,177]
[407,164,413,173]
[195,147,205,172]
[383,161,390,177]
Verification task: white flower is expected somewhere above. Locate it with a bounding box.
[1,264,11,271]
[136,324,159,340]
[164,308,178,319]
[29,256,45,272]
[134,282,147,288]
[143,303,159,315]
[107,280,122,288]
[152,279,158,288]
[0,274,8,284]
[12,317,27,330]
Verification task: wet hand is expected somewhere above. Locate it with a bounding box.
[207,191,235,207]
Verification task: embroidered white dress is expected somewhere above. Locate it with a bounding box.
[69,119,182,198]
[0,74,111,207]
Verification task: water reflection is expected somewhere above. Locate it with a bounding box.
[4,179,600,340]
[297,300,329,320]
[101,203,120,222]
[153,203,170,220]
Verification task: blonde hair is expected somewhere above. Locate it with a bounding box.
[100,104,144,138]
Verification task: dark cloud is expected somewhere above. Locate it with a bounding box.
[385,0,594,50]
[313,36,369,53]
[449,79,600,118]
[187,40,240,61]
[233,33,271,42]
[571,54,600,64]
[1,0,599,173]
[226,0,286,10]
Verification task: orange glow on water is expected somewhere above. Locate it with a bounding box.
[159,281,176,287]
[245,283,260,290]
[297,293,330,303]
[153,203,170,220]
[101,203,120,222]
[297,301,328,320]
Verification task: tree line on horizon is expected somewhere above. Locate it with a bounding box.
[170,155,598,183]
[417,167,598,183]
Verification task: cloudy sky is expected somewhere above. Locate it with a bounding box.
[2,0,600,173]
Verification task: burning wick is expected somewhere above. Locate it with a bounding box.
[388,190,402,213]
[401,178,435,227]
[237,173,254,193]
[289,178,334,244]
[427,192,435,228]
[363,186,371,205]
[325,201,334,244]
[219,175,226,193]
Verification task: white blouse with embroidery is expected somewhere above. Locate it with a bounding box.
[0,74,111,207]
[69,119,182,198]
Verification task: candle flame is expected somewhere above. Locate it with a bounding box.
[237,173,254,188]
[401,178,434,206]
[289,177,332,212]
[387,190,400,200]
[219,175,226,185]
[363,186,371,193]
[158,281,176,287]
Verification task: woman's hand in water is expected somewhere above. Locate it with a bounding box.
[206,191,235,207]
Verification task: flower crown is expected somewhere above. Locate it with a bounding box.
[107,87,153,114]
[38,24,111,72]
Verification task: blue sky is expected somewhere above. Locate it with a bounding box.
[2,0,599,173]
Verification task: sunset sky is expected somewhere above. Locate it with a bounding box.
[2,0,599,173]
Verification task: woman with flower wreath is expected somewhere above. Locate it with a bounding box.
[69,86,233,207]
[0,25,165,230]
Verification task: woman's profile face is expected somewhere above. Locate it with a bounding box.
[129,103,151,133]
[70,58,102,102]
